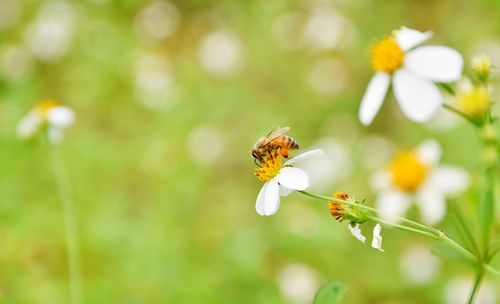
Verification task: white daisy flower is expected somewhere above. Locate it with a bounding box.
[347,223,384,252]
[255,149,324,216]
[371,140,469,225]
[359,27,463,125]
[17,100,75,144]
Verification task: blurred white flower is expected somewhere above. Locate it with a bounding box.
[277,263,321,304]
[255,149,324,216]
[308,57,348,96]
[372,140,469,225]
[294,137,351,192]
[360,27,463,125]
[302,6,355,51]
[134,52,178,109]
[24,1,76,62]
[426,107,461,131]
[0,0,21,30]
[17,100,75,144]
[1,45,35,82]
[198,29,244,78]
[134,1,181,42]
[400,245,440,284]
[445,278,497,304]
[347,223,384,252]
[187,125,225,165]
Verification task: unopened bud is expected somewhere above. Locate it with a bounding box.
[471,54,491,80]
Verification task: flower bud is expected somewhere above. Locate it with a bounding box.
[456,86,490,117]
[471,54,491,80]
[328,192,369,224]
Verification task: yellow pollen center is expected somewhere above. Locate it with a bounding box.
[370,37,404,73]
[255,155,283,182]
[35,100,58,117]
[389,151,428,192]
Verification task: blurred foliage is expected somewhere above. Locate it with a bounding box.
[1,0,500,303]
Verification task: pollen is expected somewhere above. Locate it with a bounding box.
[255,152,283,182]
[389,151,428,192]
[370,37,404,73]
[456,86,490,117]
[35,100,58,116]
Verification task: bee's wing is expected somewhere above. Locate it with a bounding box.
[265,126,290,137]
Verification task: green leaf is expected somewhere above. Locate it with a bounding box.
[431,241,472,263]
[313,282,347,304]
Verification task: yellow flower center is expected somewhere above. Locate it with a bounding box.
[255,153,283,182]
[370,37,404,73]
[35,100,58,117]
[456,86,490,117]
[389,151,428,192]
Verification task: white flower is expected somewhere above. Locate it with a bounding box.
[360,27,463,125]
[371,140,469,225]
[347,223,384,252]
[16,100,75,144]
[255,149,324,216]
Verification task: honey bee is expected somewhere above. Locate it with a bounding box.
[251,126,299,165]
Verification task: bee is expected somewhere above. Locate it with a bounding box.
[251,126,299,165]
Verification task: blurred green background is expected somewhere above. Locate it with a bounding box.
[1,0,500,303]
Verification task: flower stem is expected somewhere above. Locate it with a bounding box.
[49,145,83,304]
[366,215,438,239]
[467,270,485,304]
[297,190,435,234]
[442,104,482,126]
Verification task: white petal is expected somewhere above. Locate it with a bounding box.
[370,170,392,192]
[359,72,390,125]
[371,223,384,252]
[416,140,441,166]
[404,46,463,82]
[376,190,412,224]
[47,106,75,127]
[255,179,281,216]
[393,69,443,122]
[395,28,432,51]
[47,126,63,144]
[284,149,324,166]
[16,112,42,139]
[429,166,469,195]
[416,188,446,225]
[348,224,366,243]
[276,167,309,191]
[279,186,294,197]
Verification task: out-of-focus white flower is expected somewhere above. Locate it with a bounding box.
[187,125,225,165]
[400,245,440,284]
[134,1,181,41]
[445,278,497,304]
[294,137,351,192]
[17,100,75,144]
[24,1,76,62]
[1,45,34,82]
[360,27,463,125]
[0,0,21,30]
[347,223,384,252]
[372,140,469,225]
[255,149,324,216]
[308,57,349,96]
[198,29,244,78]
[277,263,321,304]
[134,52,178,109]
[302,6,355,51]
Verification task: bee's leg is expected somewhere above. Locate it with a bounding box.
[254,159,262,167]
[280,148,289,158]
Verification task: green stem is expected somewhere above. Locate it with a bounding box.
[298,190,435,234]
[467,270,485,304]
[366,215,438,239]
[49,145,83,304]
